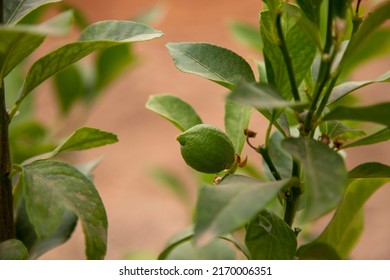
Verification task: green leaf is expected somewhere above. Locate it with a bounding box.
[194,175,291,245]
[22,161,108,259]
[260,6,316,99]
[328,71,390,104]
[343,128,390,149]
[0,239,29,260]
[296,0,323,26]
[323,103,390,127]
[315,179,389,258]
[245,210,297,260]
[53,64,86,114]
[26,127,118,163]
[349,162,390,178]
[55,127,117,153]
[263,131,292,180]
[224,99,252,153]
[146,95,202,131]
[344,1,390,62]
[297,243,342,260]
[166,42,255,89]
[228,80,307,110]
[17,21,163,104]
[229,21,263,51]
[282,138,347,222]
[15,201,77,259]
[95,44,135,92]
[0,28,45,78]
[4,0,62,26]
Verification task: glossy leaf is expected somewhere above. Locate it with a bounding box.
[54,127,118,154]
[343,128,390,149]
[229,21,263,51]
[53,64,86,114]
[323,103,390,127]
[15,201,77,259]
[0,239,28,260]
[224,99,252,153]
[194,175,291,245]
[349,162,390,178]
[146,95,202,131]
[22,161,108,259]
[328,71,390,104]
[228,80,307,110]
[4,0,62,26]
[282,138,347,222]
[344,1,390,61]
[245,210,297,260]
[17,21,163,103]
[260,6,316,99]
[315,179,389,258]
[166,42,255,89]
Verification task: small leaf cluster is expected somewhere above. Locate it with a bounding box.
[147,0,390,260]
[0,0,162,259]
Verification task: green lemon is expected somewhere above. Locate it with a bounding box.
[177,124,235,174]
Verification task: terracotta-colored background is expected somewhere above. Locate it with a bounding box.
[33,0,389,259]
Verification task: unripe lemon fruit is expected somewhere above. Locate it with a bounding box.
[176,124,235,174]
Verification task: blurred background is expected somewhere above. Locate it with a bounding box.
[12,0,389,259]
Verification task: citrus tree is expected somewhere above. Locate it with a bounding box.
[147,0,390,259]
